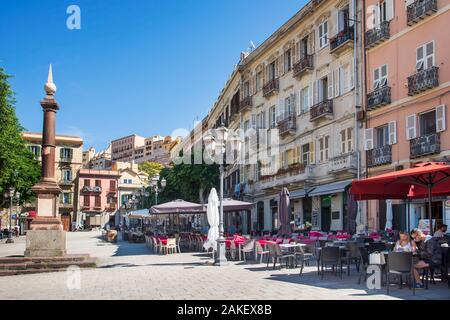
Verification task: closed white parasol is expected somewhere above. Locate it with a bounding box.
[203,188,219,252]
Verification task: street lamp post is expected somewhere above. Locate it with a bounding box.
[204,123,242,266]
[150,174,166,232]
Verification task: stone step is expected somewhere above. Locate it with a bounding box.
[0,259,97,271]
[0,254,90,265]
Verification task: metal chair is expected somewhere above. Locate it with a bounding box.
[240,239,256,262]
[320,246,343,279]
[357,246,370,285]
[267,244,294,270]
[294,245,313,277]
[342,242,361,276]
[386,252,415,296]
[255,241,270,264]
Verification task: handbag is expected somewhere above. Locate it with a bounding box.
[369,252,386,265]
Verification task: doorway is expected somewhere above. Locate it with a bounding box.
[379,200,387,231]
[321,196,331,232]
[257,202,265,232]
[61,213,71,232]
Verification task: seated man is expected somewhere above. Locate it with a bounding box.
[434,224,448,238]
[410,229,442,289]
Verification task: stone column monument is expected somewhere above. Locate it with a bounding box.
[25,65,66,257]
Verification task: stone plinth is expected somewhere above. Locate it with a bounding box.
[24,230,66,257]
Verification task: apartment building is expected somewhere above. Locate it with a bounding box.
[135,135,181,166]
[22,132,83,231]
[111,134,145,162]
[74,169,120,229]
[180,0,364,234]
[363,0,450,230]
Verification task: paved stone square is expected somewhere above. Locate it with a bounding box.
[0,231,449,300]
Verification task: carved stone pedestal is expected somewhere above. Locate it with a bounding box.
[24,217,66,257]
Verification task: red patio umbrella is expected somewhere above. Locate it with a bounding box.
[350,162,450,233]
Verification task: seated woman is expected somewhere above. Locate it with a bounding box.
[393,231,417,253]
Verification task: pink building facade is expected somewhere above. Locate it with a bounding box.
[363,0,450,230]
[74,169,120,228]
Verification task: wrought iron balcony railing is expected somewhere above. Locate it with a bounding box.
[407,0,438,26]
[367,145,392,168]
[239,96,252,112]
[407,66,439,96]
[330,27,354,53]
[263,78,279,98]
[365,21,390,49]
[59,179,74,186]
[367,86,391,111]
[410,132,440,158]
[277,113,297,136]
[293,55,313,78]
[310,100,333,121]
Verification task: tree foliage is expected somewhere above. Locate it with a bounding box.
[155,150,220,205]
[138,161,164,179]
[0,67,41,207]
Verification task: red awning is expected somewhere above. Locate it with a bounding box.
[350,162,450,201]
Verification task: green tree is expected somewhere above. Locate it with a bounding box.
[0,67,41,207]
[157,150,219,205]
[138,161,164,179]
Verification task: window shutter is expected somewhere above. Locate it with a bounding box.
[349,0,355,27]
[278,98,284,119]
[308,30,315,54]
[333,11,339,36]
[388,121,397,145]
[349,61,355,90]
[436,104,446,132]
[364,128,374,151]
[291,92,297,115]
[406,114,417,140]
[416,46,424,71]
[309,141,315,165]
[327,72,334,99]
[299,89,304,114]
[309,82,314,108]
[386,0,394,21]
[334,68,341,97]
[251,114,257,129]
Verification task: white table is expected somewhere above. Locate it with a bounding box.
[279,243,306,249]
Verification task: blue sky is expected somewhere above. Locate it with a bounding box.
[1,0,306,151]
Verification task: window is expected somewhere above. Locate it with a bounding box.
[270,106,277,128]
[62,169,72,181]
[318,77,328,103]
[375,125,389,148]
[300,86,310,113]
[299,37,308,59]
[318,20,328,49]
[256,71,263,91]
[267,61,276,81]
[285,96,292,115]
[83,195,90,207]
[60,193,72,204]
[244,120,250,133]
[302,144,310,165]
[84,179,90,187]
[338,6,350,32]
[374,65,388,89]
[60,148,73,160]
[416,41,434,71]
[28,145,41,159]
[341,128,354,153]
[419,110,437,136]
[95,180,101,187]
[319,136,330,162]
[95,195,101,208]
[243,81,250,97]
[110,180,116,191]
[284,49,292,73]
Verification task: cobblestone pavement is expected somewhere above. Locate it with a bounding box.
[0,231,449,300]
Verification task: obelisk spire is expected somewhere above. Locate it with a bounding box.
[44,64,57,96]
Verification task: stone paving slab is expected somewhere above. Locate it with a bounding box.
[0,231,449,300]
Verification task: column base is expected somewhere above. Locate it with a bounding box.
[24,218,66,257]
[214,239,229,266]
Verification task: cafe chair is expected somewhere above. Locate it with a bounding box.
[240,239,256,262]
[267,244,294,270]
[386,252,415,296]
[226,241,237,261]
[151,237,160,254]
[294,245,313,277]
[166,238,177,255]
[160,238,168,255]
[176,236,182,254]
[342,242,361,276]
[320,246,343,280]
[255,241,270,264]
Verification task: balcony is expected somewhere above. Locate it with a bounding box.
[365,21,390,49]
[263,78,279,98]
[59,202,73,209]
[330,27,354,55]
[310,100,333,122]
[81,186,102,193]
[59,157,73,163]
[293,55,313,78]
[367,145,392,168]
[407,0,438,26]
[106,203,117,212]
[277,113,297,136]
[329,152,357,174]
[59,179,74,186]
[239,96,253,112]
[367,86,391,111]
[410,132,441,158]
[408,66,439,96]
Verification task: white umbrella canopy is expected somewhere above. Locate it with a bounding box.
[203,188,219,251]
[385,199,393,230]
